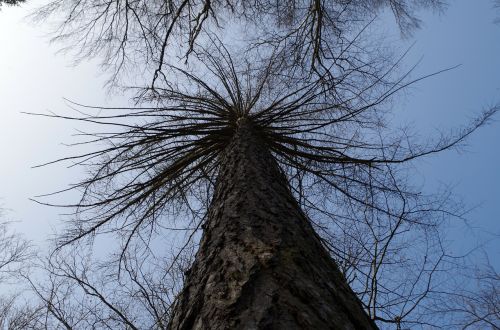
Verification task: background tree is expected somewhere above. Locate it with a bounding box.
[0,209,37,328]
[21,0,500,329]
[33,0,444,87]
[429,258,500,328]
[0,0,24,8]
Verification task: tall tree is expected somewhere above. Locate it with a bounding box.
[168,118,376,329]
[24,1,499,329]
[29,44,497,328]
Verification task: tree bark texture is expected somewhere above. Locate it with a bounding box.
[168,121,378,330]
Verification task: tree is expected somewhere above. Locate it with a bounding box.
[0,0,24,8]
[168,116,378,328]
[431,259,500,329]
[0,210,36,329]
[25,1,499,329]
[33,0,444,87]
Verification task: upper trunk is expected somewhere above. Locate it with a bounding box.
[168,120,377,329]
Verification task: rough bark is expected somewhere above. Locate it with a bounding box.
[168,120,378,330]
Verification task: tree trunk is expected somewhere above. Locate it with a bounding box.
[168,120,378,330]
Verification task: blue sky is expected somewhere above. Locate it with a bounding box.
[0,0,498,265]
[388,1,500,261]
